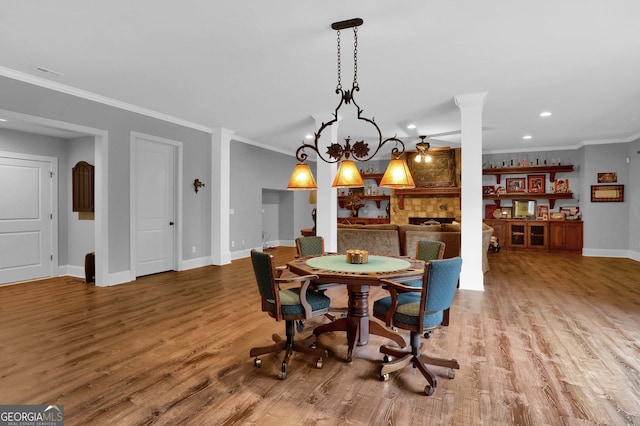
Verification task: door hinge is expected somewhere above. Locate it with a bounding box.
[50,171,54,178]
[50,213,53,219]
[50,254,53,261]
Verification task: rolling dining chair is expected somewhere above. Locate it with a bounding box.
[249,249,330,380]
[415,240,446,262]
[415,240,446,338]
[373,257,462,395]
[295,236,346,321]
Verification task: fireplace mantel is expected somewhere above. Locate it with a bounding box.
[394,187,461,209]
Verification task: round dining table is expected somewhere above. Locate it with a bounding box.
[287,254,424,362]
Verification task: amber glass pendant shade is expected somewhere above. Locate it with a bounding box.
[379,159,415,189]
[287,163,318,190]
[332,160,365,188]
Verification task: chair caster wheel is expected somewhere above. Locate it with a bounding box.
[383,354,393,363]
[380,373,389,382]
[423,331,431,339]
[254,358,261,368]
[391,326,398,332]
[448,368,456,379]
[316,358,323,369]
[424,385,434,396]
[280,364,287,380]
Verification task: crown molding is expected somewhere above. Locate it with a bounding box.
[0,66,212,134]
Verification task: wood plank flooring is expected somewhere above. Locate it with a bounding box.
[1,248,639,425]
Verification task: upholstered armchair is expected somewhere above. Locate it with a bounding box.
[249,249,330,379]
[373,257,462,395]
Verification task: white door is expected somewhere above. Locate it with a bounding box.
[135,139,176,276]
[0,156,53,284]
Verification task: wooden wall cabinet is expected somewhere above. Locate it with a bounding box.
[549,221,583,252]
[72,161,94,212]
[485,219,582,252]
[507,221,548,250]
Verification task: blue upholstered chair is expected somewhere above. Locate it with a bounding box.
[415,240,446,338]
[373,257,462,395]
[249,249,330,380]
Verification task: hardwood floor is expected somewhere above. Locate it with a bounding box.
[1,248,639,425]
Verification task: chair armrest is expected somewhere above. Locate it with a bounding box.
[276,274,320,319]
[378,278,422,327]
[379,279,423,293]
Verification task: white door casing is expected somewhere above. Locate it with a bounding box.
[0,154,57,284]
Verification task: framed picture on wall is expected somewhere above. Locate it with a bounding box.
[591,185,624,202]
[527,175,545,193]
[505,178,525,193]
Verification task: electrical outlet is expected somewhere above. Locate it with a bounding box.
[231,241,235,248]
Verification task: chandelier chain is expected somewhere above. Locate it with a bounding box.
[353,27,358,88]
[336,30,342,91]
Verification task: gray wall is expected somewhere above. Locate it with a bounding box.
[229,142,310,256]
[581,143,630,252]
[483,144,639,257]
[1,76,212,276]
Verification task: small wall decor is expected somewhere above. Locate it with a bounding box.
[505,178,525,193]
[482,185,495,195]
[597,172,617,183]
[554,179,569,193]
[591,184,624,202]
[527,175,545,193]
[537,205,549,220]
[193,178,205,193]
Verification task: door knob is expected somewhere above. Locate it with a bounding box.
[169,221,174,226]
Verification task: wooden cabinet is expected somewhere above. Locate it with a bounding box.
[485,219,582,252]
[549,221,583,252]
[507,221,548,250]
[72,161,94,212]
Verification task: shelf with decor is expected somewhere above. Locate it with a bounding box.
[483,192,573,209]
[483,165,574,184]
[338,194,389,209]
[482,164,574,209]
[337,173,390,220]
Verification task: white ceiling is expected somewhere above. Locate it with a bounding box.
[1,1,640,154]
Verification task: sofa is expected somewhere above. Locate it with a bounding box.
[336,222,494,273]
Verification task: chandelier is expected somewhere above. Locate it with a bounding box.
[414,135,432,163]
[287,18,415,190]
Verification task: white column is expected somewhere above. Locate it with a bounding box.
[312,114,339,252]
[211,127,235,265]
[454,92,487,291]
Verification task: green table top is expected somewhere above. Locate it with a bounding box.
[305,255,411,274]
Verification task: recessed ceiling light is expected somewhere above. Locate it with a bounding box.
[522,135,532,140]
[539,111,552,117]
[407,124,416,129]
[0,118,7,122]
[305,134,313,139]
